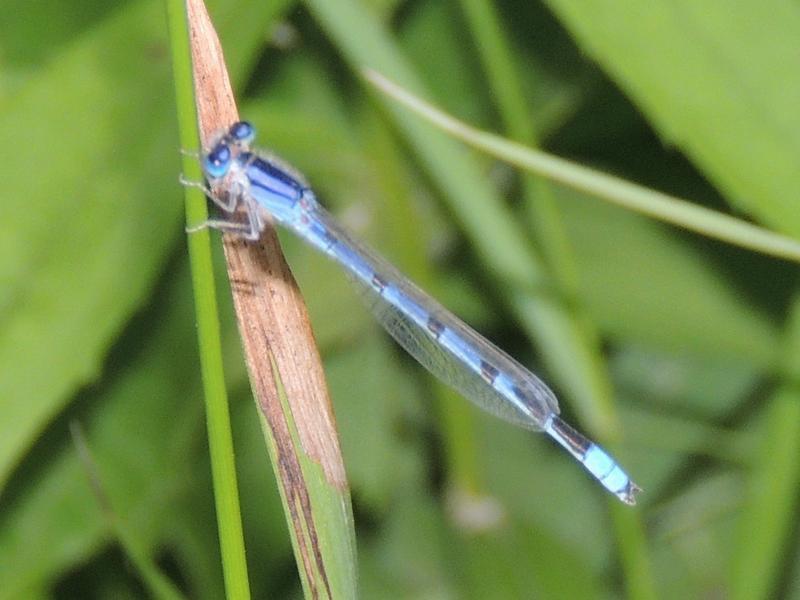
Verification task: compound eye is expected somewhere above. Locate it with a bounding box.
[203,142,232,179]
[229,121,255,145]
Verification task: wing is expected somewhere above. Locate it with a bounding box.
[303,203,560,432]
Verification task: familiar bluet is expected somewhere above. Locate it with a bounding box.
[189,121,641,505]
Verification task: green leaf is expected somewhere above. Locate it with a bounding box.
[0,0,181,493]
[730,296,800,600]
[560,191,780,366]
[543,0,800,236]
[0,261,211,598]
[325,333,427,511]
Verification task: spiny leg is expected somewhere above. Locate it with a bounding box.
[178,174,245,215]
[186,196,264,241]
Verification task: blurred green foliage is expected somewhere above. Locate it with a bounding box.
[1,0,799,598]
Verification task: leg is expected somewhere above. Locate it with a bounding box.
[186,218,255,236]
[187,196,264,241]
[178,173,213,198]
[179,174,241,214]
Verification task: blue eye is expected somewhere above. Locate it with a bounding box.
[229,121,255,144]
[203,142,232,179]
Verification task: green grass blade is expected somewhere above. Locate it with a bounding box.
[165,1,251,597]
[453,7,656,592]
[364,70,800,264]
[457,0,582,301]
[70,422,186,600]
[730,296,800,599]
[731,386,800,599]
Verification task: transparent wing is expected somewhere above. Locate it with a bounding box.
[307,205,560,431]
